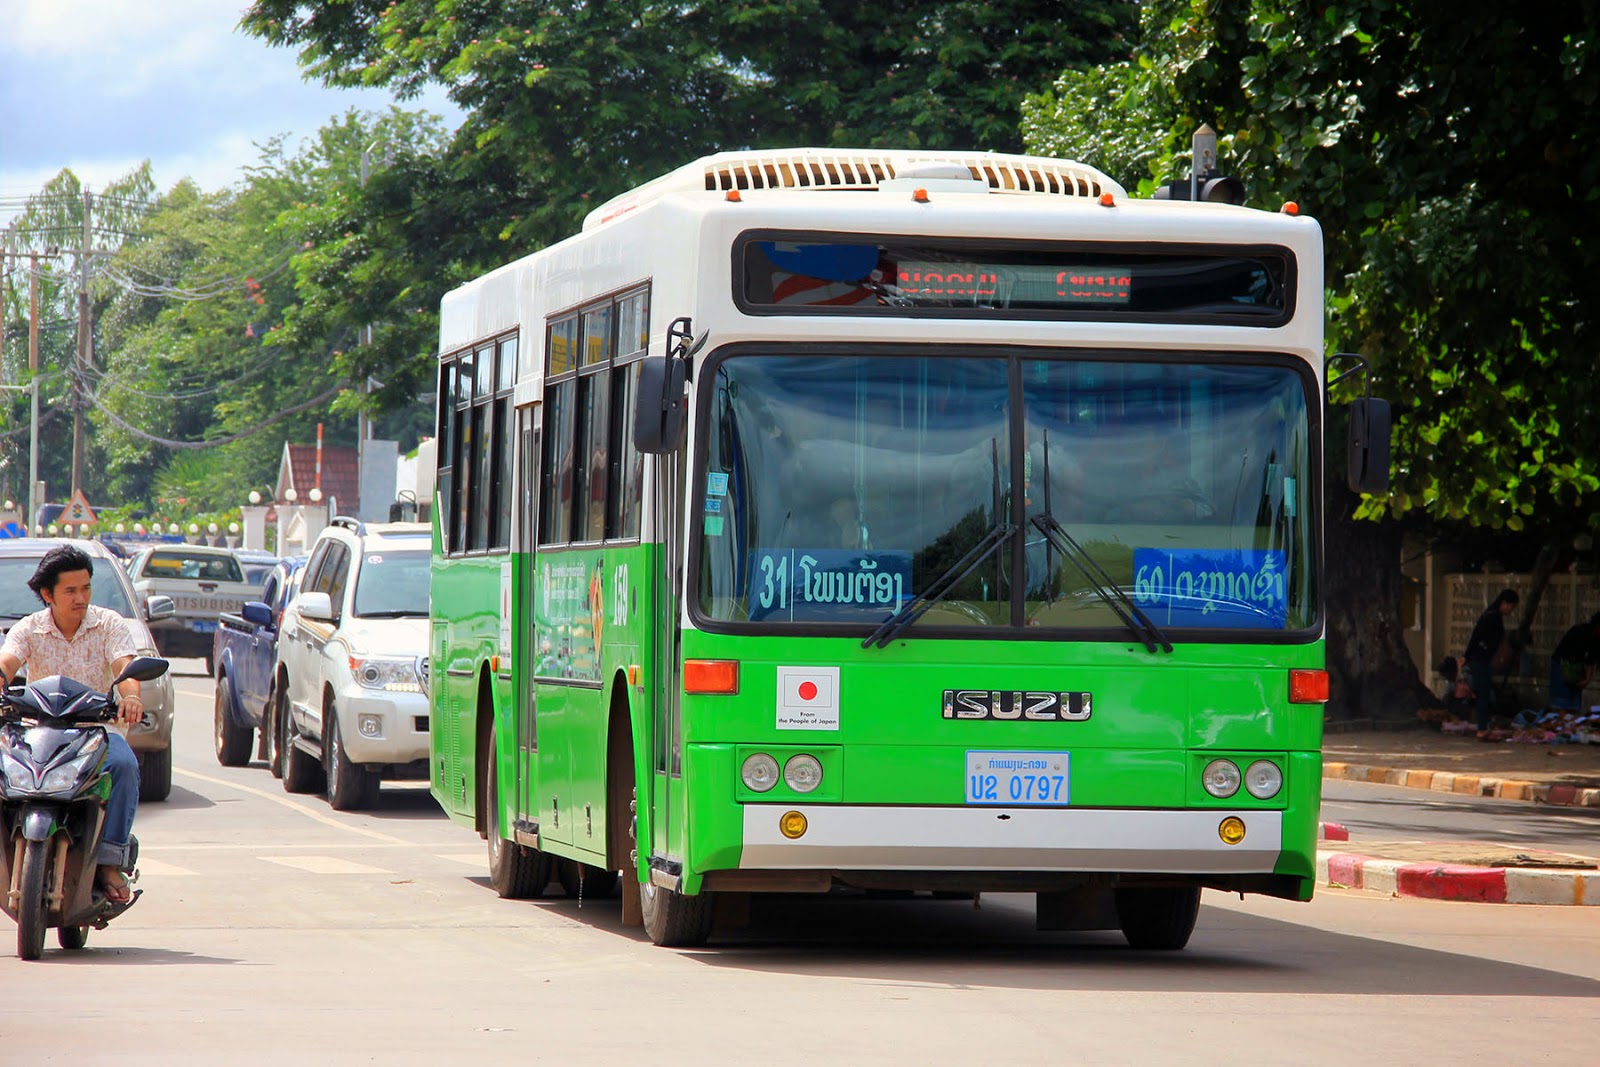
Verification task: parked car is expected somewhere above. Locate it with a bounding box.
[235,549,282,589]
[126,544,256,674]
[212,556,308,773]
[0,538,180,800]
[274,519,430,810]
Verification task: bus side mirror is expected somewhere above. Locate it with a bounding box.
[634,353,687,454]
[1347,396,1391,494]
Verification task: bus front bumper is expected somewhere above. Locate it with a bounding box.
[738,804,1284,874]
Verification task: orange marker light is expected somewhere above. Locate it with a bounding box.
[1281,201,1300,216]
[1099,192,1116,207]
[1289,669,1330,703]
[726,188,742,202]
[912,187,930,203]
[683,659,739,694]
[627,664,641,686]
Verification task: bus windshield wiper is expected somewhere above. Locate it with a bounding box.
[1030,513,1173,654]
[862,521,1014,649]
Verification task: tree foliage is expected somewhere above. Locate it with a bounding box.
[237,0,1139,412]
[1025,1,1600,540]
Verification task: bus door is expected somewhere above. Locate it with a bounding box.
[649,450,686,872]
[515,409,540,828]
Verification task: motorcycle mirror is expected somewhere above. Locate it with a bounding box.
[113,655,170,686]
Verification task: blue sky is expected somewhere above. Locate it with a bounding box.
[0,0,458,224]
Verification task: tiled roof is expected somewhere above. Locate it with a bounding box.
[275,443,360,516]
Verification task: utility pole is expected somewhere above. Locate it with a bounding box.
[29,254,40,530]
[71,189,92,497]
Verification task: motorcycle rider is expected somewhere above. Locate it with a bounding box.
[0,544,146,903]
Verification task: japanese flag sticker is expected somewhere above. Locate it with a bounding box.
[775,666,840,730]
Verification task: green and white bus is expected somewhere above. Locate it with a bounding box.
[428,148,1388,949]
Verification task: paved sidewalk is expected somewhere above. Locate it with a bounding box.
[1322,726,1600,807]
[1315,825,1599,906]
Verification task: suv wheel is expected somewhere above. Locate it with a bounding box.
[325,707,379,811]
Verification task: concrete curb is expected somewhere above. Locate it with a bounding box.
[1323,761,1600,807]
[1315,850,1600,906]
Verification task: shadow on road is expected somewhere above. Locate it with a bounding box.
[24,945,242,967]
[481,888,1600,996]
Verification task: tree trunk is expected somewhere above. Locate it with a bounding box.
[1323,488,1433,721]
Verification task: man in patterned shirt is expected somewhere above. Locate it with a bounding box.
[0,544,147,902]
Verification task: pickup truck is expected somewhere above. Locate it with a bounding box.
[128,544,257,673]
[212,557,307,770]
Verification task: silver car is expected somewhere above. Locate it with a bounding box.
[0,538,179,801]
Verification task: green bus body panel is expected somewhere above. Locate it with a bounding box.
[671,632,1323,893]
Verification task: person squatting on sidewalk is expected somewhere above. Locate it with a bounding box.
[1549,612,1600,713]
[1464,588,1519,734]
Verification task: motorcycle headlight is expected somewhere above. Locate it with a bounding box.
[0,750,38,792]
[40,750,101,794]
[349,655,424,693]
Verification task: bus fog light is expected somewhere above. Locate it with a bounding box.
[1202,759,1240,798]
[783,754,823,793]
[1219,817,1247,845]
[779,810,808,839]
[358,714,383,738]
[741,753,779,792]
[1245,760,1283,799]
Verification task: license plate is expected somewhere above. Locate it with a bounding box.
[965,751,1069,806]
[190,620,218,633]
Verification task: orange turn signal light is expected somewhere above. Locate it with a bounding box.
[683,659,739,694]
[1289,669,1330,703]
[912,187,930,203]
[1281,201,1300,216]
[1099,192,1116,207]
[726,188,741,202]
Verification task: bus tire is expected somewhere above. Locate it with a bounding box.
[214,679,252,767]
[640,880,715,947]
[1115,886,1200,951]
[485,747,549,898]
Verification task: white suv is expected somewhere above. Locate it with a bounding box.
[273,519,430,809]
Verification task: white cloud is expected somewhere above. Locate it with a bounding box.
[0,0,458,224]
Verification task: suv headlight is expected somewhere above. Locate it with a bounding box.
[349,655,423,692]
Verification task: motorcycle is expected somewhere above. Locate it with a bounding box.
[0,655,169,960]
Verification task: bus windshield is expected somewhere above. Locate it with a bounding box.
[696,353,1316,635]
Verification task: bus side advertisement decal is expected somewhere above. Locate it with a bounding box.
[1132,548,1288,628]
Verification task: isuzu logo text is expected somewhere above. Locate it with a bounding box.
[942,690,1092,721]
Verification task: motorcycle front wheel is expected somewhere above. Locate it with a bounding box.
[17,837,48,961]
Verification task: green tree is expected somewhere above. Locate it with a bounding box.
[238,0,1138,420]
[1023,2,1600,717]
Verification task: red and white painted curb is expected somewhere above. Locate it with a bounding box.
[1315,849,1600,906]
[1323,761,1600,807]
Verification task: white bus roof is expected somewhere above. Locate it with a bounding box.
[582,148,1125,232]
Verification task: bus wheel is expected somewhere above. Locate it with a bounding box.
[486,750,549,899]
[1114,886,1200,951]
[640,880,715,947]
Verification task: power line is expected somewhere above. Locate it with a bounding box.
[88,383,347,449]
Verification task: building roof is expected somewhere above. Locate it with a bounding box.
[274,442,360,516]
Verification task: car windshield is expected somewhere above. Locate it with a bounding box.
[0,557,138,619]
[696,352,1316,636]
[352,551,429,616]
[142,550,243,583]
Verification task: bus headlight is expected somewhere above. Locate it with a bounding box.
[1202,759,1241,798]
[783,754,823,793]
[741,753,779,792]
[1245,760,1283,799]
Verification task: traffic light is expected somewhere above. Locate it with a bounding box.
[1152,175,1246,205]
